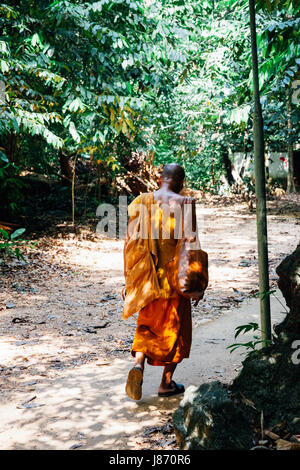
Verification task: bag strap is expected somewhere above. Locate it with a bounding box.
[181,197,200,248]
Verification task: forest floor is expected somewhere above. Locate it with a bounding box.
[0,194,299,450]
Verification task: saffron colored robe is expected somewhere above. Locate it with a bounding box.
[123,193,192,366]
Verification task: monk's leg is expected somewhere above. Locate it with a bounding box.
[125,351,145,400]
[134,351,145,371]
[158,363,177,394]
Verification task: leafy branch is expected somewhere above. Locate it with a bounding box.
[227,321,272,356]
[0,228,36,264]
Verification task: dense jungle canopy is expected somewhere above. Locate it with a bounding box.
[0,0,299,219]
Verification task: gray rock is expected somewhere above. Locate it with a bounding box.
[6,301,15,309]
[173,381,253,450]
[230,243,300,432]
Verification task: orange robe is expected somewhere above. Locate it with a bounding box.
[128,194,192,366]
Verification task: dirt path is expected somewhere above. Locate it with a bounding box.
[0,200,299,449]
[0,294,289,450]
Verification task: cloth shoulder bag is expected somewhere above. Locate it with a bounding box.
[165,198,208,299]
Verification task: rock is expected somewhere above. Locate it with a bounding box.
[230,340,300,431]
[239,260,251,267]
[275,242,300,335]
[69,442,83,450]
[13,284,26,293]
[172,381,253,450]
[93,321,110,329]
[101,294,117,302]
[229,243,300,433]
[6,301,15,309]
[82,326,97,334]
[17,403,45,409]
[12,317,29,324]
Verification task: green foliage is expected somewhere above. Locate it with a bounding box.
[0,0,299,204]
[0,1,176,159]
[227,322,272,356]
[0,0,194,208]
[0,227,36,263]
[148,0,299,190]
[0,158,25,215]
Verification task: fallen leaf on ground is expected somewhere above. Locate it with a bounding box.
[276,439,300,450]
[265,430,280,441]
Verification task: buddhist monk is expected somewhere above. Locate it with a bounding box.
[123,163,201,400]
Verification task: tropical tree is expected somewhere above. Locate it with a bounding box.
[0,0,185,213]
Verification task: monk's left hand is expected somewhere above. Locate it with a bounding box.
[192,291,204,307]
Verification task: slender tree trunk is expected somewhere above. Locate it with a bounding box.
[286,88,296,193]
[211,160,215,188]
[96,162,101,202]
[249,0,271,345]
[6,132,17,164]
[72,154,78,233]
[59,151,73,182]
[265,143,270,181]
[221,147,234,186]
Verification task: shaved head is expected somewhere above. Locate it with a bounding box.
[160,163,185,193]
[162,163,185,182]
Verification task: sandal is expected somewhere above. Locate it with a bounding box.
[158,380,185,397]
[125,366,143,400]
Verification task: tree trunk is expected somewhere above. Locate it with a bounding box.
[286,88,296,193]
[72,155,78,233]
[221,147,234,186]
[96,162,101,202]
[6,132,17,164]
[265,143,270,181]
[59,151,74,182]
[249,0,271,345]
[210,160,215,189]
